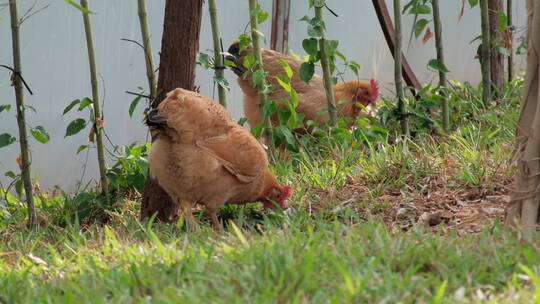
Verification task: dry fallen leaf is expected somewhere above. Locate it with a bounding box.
[422,27,433,44]
[10,73,16,86]
[16,153,22,169]
[96,117,105,129]
[459,0,465,21]
[88,126,95,143]
[418,212,443,227]
[503,29,513,50]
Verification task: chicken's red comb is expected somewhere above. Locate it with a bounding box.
[370,79,379,101]
[283,185,292,199]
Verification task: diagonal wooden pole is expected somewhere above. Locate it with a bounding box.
[371,0,422,95]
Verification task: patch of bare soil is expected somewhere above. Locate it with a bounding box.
[301,172,512,235]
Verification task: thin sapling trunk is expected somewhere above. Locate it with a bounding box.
[480,0,492,107]
[80,0,109,197]
[432,0,449,132]
[314,4,337,126]
[248,0,275,159]
[137,0,157,100]
[208,0,227,107]
[9,0,37,229]
[393,0,409,136]
[488,0,504,97]
[507,0,514,82]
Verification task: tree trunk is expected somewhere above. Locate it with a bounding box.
[393,0,409,136]
[9,0,37,229]
[480,0,492,107]
[489,0,504,97]
[506,0,540,232]
[140,0,203,222]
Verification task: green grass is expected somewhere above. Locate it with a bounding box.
[1,215,539,303]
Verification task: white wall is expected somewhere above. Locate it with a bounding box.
[0,1,527,191]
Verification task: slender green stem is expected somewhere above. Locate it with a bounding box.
[9,0,37,230]
[480,0,492,107]
[314,5,337,126]
[209,0,227,107]
[393,0,409,136]
[432,0,448,132]
[137,0,157,100]
[507,0,513,82]
[248,0,275,159]
[80,0,109,197]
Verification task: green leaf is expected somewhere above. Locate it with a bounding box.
[64,0,93,14]
[252,69,267,88]
[307,26,322,38]
[30,126,50,143]
[257,9,269,24]
[238,34,251,52]
[196,52,213,69]
[276,125,296,147]
[323,40,339,57]
[275,75,291,93]
[0,133,16,148]
[410,4,431,14]
[25,105,37,113]
[432,281,448,303]
[251,124,265,139]
[299,62,315,84]
[468,0,479,7]
[302,38,319,56]
[14,179,23,197]
[224,59,236,67]
[0,105,11,113]
[65,119,87,137]
[427,59,450,73]
[349,61,361,76]
[63,99,80,116]
[250,5,269,24]
[313,0,326,7]
[278,59,293,79]
[262,99,278,118]
[414,19,429,38]
[78,97,93,111]
[498,11,508,33]
[214,75,231,91]
[4,171,16,179]
[237,117,248,126]
[299,15,311,23]
[76,144,88,154]
[243,53,256,70]
[129,96,142,118]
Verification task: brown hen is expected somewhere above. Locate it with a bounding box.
[227,43,379,131]
[147,88,291,230]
